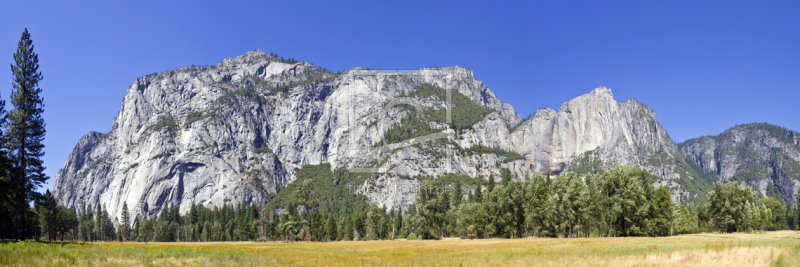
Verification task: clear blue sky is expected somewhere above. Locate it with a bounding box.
[1,1,799,194]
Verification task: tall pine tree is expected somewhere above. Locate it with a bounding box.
[121,202,130,241]
[8,28,47,240]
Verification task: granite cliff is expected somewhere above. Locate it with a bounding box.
[680,123,800,203]
[52,50,799,221]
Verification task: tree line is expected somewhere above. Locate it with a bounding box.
[29,166,800,242]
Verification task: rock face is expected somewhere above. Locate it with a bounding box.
[52,50,522,220]
[680,123,800,203]
[52,50,800,221]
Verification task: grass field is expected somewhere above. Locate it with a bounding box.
[1,231,799,266]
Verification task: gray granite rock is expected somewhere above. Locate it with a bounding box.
[54,50,799,222]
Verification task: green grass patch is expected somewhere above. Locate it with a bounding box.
[1,232,799,266]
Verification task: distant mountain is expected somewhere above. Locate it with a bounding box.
[680,123,800,203]
[52,50,800,221]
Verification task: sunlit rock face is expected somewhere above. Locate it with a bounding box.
[59,50,785,220]
[680,124,800,203]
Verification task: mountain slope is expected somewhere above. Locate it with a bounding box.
[52,50,523,219]
[680,123,800,203]
[53,50,796,220]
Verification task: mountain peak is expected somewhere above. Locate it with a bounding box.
[218,49,275,67]
[590,86,612,97]
[236,49,268,61]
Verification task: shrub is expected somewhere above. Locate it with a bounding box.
[147,115,178,132]
[406,233,418,240]
[124,163,139,173]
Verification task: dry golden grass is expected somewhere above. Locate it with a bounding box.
[2,231,799,266]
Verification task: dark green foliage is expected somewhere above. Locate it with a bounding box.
[216,86,267,105]
[452,181,463,208]
[707,181,757,232]
[677,122,800,203]
[379,113,435,146]
[273,72,341,94]
[184,111,212,127]
[5,28,47,240]
[35,190,58,241]
[380,83,494,145]
[457,143,524,163]
[410,180,449,239]
[765,182,788,203]
[424,173,485,189]
[648,186,673,236]
[568,148,605,175]
[253,146,273,154]
[326,215,337,241]
[473,183,483,203]
[760,197,785,230]
[268,52,299,65]
[140,218,153,243]
[121,202,130,241]
[124,163,139,173]
[147,115,178,132]
[730,160,769,183]
[487,175,495,194]
[85,204,117,242]
[733,123,800,152]
[266,164,371,217]
[149,152,172,161]
[404,83,494,132]
[501,169,512,186]
[524,174,549,237]
[673,153,717,204]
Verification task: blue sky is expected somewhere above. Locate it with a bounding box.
[1,1,799,193]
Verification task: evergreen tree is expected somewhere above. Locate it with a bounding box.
[708,181,756,232]
[365,205,381,240]
[413,180,448,239]
[616,167,652,236]
[525,174,549,237]
[546,172,586,238]
[501,168,512,186]
[796,187,800,229]
[473,184,483,203]
[487,175,495,194]
[760,197,785,230]
[120,202,130,241]
[55,205,77,241]
[35,189,57,241]
[132,216,140,242]
[353,212,365,240]
[325,215,337,241]
[0,71,7,239]
[452,181,463,209]
[649,186,673,236]
[141,218,154,244]
[94,204,102,241]
[8,28,47,240]
[343,217,354,241]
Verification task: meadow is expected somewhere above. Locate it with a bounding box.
[1,231,799,266]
